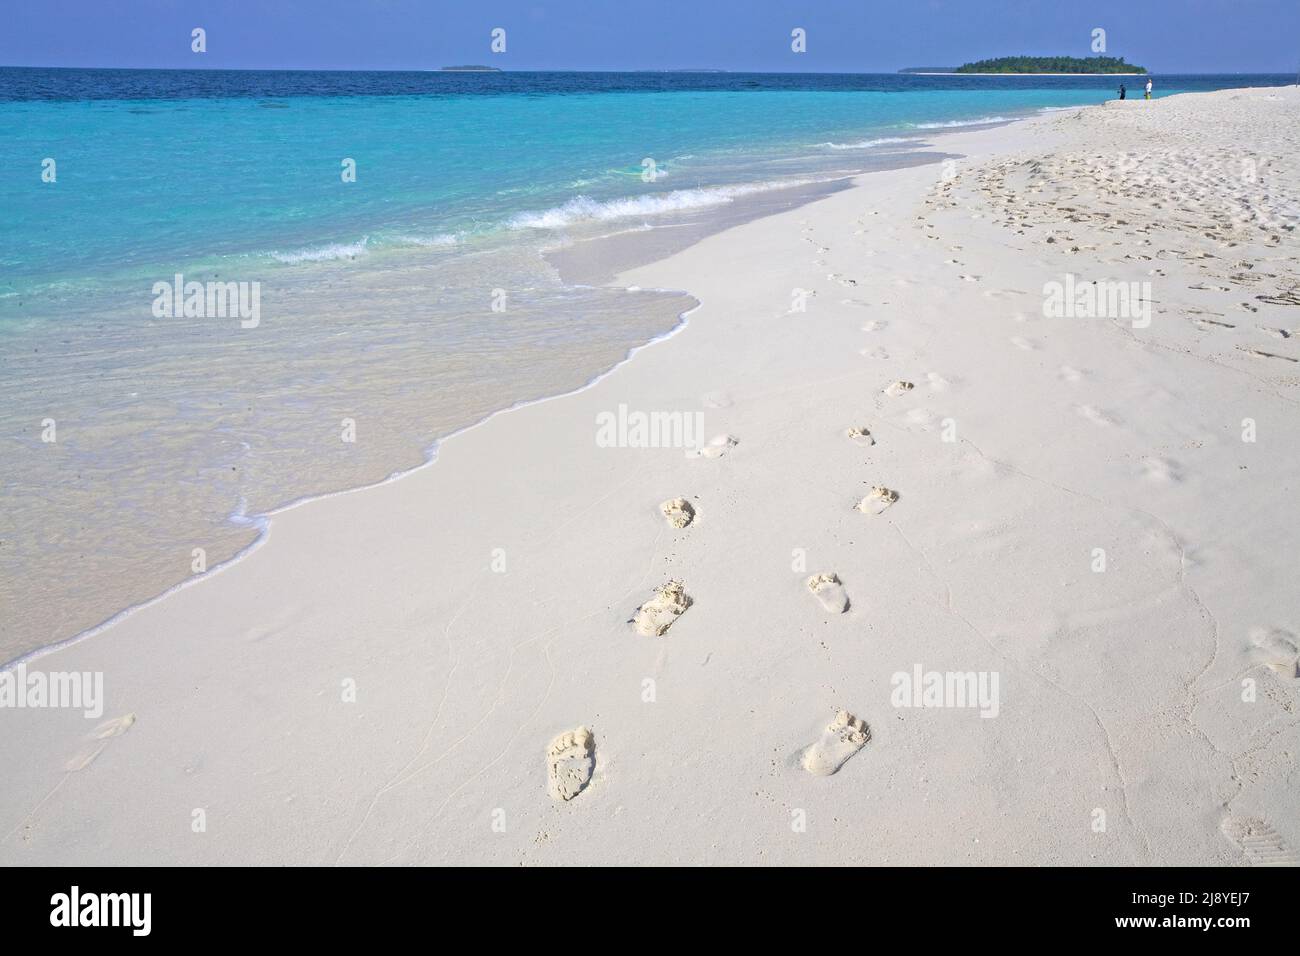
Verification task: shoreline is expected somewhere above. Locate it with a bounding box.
[3,87,1297,865]
[0,296,701,672]
[10,77,1279,664]
[0,137,965,670]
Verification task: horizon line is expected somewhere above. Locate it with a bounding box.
[2,64,1294,76]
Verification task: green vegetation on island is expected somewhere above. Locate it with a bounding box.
[439,65,502,72]
[954,56,1146,74]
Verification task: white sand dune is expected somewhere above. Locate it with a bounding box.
[2,88,1298,866]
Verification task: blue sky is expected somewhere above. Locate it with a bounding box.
[4,0,1297,73]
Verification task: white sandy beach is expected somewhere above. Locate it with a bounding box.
[2,87,1298,866]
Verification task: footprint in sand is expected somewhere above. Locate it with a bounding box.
[1076,404,1118,427]
[65,714,137,772]
[1193,317,1237,330]
[1058,365,1084,383]
[925,372,954,391]
[1140,456,1183,484]
[659,497,696,529]
[806,573,849,613]
[857,486,899,515]
[689,434,738,459]
[1009,336,1039,351]
[958,274,982,283]
[1219,814,1299,866]
[904,408,939,431]
[861,320,888,332]
[801,710,870,776]
[846,426,875,446]
[1248,628,1299,678]
[1235,345,1299,363]
[632,580,692,636]
[1257,289,1300,307]
[701,391,733,409]
[547,727,596,801]
[884,380,915,397]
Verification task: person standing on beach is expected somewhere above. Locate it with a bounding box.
[1118,84,1127,100]
[1145,77,1153,99]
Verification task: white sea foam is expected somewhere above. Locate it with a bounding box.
[588,223,658,241]
[391,233,459,248]
[906,115,1014,129]
[507,179,820,230]
[271,238,370,263]
[817,136,914,150]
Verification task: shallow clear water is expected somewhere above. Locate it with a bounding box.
[1,69,1293,660]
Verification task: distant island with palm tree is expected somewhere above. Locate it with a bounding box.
[901,55,1147,75]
